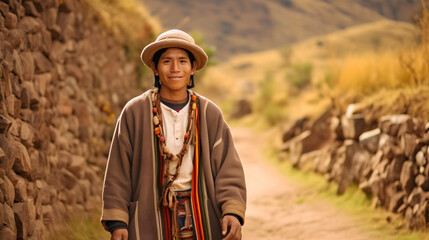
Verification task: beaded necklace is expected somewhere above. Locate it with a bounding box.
[151,88,198,207]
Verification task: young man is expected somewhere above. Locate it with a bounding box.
[101,29,246,240]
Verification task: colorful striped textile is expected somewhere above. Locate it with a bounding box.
[157,102,210,240]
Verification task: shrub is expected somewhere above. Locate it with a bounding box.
[256,72,286,125]
[286,63,313,89]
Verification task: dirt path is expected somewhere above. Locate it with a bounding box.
[232,127,385,240]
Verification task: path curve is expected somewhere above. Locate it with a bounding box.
[232,127,384,240]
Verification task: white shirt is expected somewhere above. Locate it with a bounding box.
[160,99,194,191]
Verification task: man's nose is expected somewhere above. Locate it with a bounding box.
[171,61,179,72]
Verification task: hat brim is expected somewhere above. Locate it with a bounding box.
[141,39,208,70]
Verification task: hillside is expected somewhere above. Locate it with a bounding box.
[197,19,418,117]
[141,0,422,60]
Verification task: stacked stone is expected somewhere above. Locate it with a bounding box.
[283,105,429,230]
[0,0,146,239]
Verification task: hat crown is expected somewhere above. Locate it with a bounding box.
[156,29,195,44]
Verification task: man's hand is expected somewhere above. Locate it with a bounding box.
[221,215,242,240]
[111,228,128,240]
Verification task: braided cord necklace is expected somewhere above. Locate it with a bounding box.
[151,88,198,208]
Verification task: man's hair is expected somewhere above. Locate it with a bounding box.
[152,48,196,89]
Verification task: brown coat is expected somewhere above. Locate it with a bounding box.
[101,90,246,239]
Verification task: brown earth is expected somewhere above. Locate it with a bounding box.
[232,127,386,240]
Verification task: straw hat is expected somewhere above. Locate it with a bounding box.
[141,29,208,70]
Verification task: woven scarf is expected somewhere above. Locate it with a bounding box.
[155,98,210,240]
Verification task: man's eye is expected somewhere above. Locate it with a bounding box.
[163,60,170,64]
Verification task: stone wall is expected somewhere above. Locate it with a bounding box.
[0,0,151,239]
[283,104,429,230]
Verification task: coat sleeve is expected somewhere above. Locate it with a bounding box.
[210,113,246,224]
[100,107,134,230]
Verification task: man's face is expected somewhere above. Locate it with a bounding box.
[153,48,197,96]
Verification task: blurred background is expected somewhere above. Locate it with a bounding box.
[1,0,429,239]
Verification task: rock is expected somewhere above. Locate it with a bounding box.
[6,29,23,50]
[34,73,51,96]
[368,172,385,205]
[10,75,21,98]
[41,205,54,228]
[12,50,23,79]
[13,202,30,239]
[29,149,47,180]
[282,117,310,143]
[42,7,58,29]
[4,12,17,29]
[20,87,30,109]
[26,181,38,200]
[59,0,76,12]
[14,176,28,202]
[400,133,419,159]
[8,0,26,18]
[379,115,411,137]
[20,51,35,82]
[23,1,40,17]
[28,31,43,51]
[0,227,17,240]
[378,133,395,159]
[68,155,86,177]
[73,184,84,204]
[18,16,41,34]
[0,114,12,134]
[230,99,252,119]
[31,220,45,240]
[310,107,333,140]
[331,116,345,141]
[36,180,51,205]
[0,2,9,16]
[65,64,83,84]
[0,136,16,171]
[57,94,73,116]
[33,51,52,74]
[407,188,422,207]
[40,29,53,54]
[388,190,405,213]
[67,115,79,137]
[341,114,367,140]
[404,207,416,229]
[359,128,380,154]
[415,174,429,190]
[84,167,98,183]
[2,203,17,234]
[57,12,76,40]
[400,161,416,195]
[1,175,15,206]
[49,41,66,63]
[415,151,426,166]
[59,169,77,190]
[397,117,425,138]
[299,149,324,171]
[386,154,405,183]
[12,141,32,180]
[20,121,34,146]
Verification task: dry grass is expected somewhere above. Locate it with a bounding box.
[45,200,110,240]
[325,1,429,120]
[83,0,161,48]
[82,0,161,88]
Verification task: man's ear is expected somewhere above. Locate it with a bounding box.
[150,62,158,75]
[191,61,197,75]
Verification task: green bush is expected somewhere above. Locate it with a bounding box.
[287,62,313,89]
[256,72,285,125]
